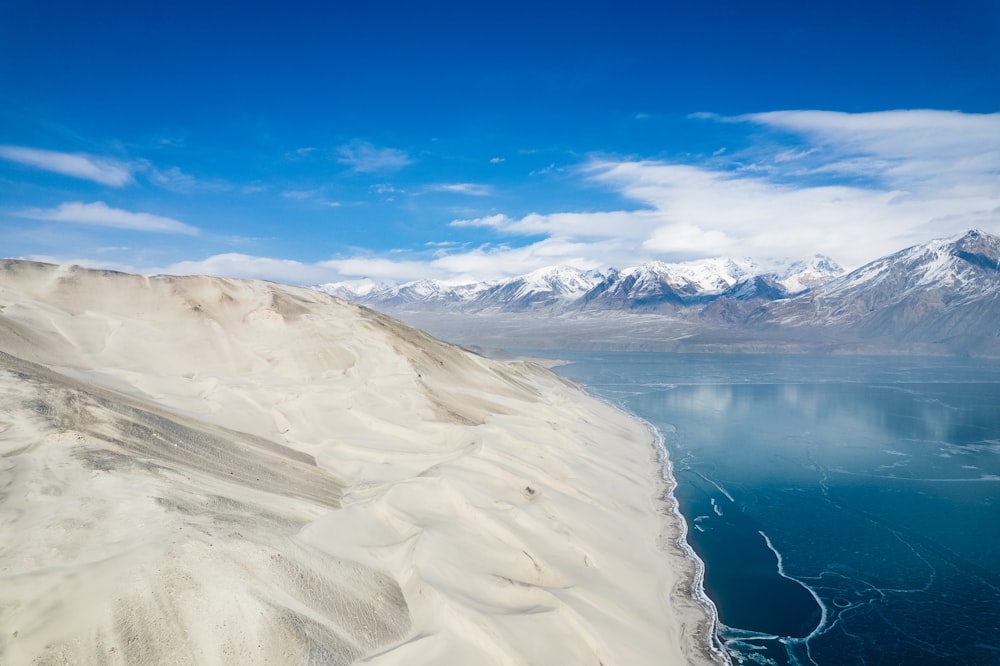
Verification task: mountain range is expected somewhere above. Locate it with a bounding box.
[318,230,1000,356]
[319,254,845,313]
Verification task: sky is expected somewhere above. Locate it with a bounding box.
[1,0,999,285]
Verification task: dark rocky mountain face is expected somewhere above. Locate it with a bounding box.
[953,229,1000,272]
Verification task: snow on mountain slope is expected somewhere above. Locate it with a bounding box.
[316,277,388,300]
[651,257,759,295]
[318,254,844,313]
[472,266,603,310]
[772,255,845,294]
[554,258,766,311]
[754,230,1000,343]
[319,266,603,312]
[317,230,1000,355]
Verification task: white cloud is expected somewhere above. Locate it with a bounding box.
[146,165,197,191]
[337,141,413,173]
[453,209,660,242]
[0,145,133,186]
[282,187,325,200]
[428,239,611,279]
[423,183,493,196]
[450,213,509,228]
[151,252,459,285]
[447,110,1000,270]
[529,163,557,176]
[144,165,231,193]
[160,254,335,284]
[740,110,1000,191]
[319,256,440,282]
[279,186,342,208]
[584,157,996,267]
[18,201,198,235]
[490,157,505,164]
[371,183,401,195]
[743,109,998,154]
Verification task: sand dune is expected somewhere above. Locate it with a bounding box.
[0,261,722,665]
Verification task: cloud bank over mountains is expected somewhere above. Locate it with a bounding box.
[431,110,1000,280]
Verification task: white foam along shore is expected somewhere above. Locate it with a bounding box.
[0,260,724,665]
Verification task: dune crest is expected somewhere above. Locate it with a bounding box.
[0,261,721,665]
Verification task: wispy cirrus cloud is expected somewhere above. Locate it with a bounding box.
[0,145,232,193]
[423,182,493,196]
[281,187,327,200]
[737,110,1000,191]
[281,186,342,207]
[0,145,134,186]
[144,165,231,193]
[451,210,655,241]
[336,140,413,173]
[18,201,198,235]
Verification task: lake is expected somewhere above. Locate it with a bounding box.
[545,352,1000,665]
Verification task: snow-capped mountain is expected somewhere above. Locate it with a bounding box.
[319,255,844,314]
[317,277,389,301]
[773,254,845,294]
[377,279,491,308]
[470,266,604,311]
[708,254,845,303]
[752,229,1000,347]
[318,265,603,312]
[579,257,761,311]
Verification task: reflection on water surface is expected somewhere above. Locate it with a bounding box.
[548,353,1000,666]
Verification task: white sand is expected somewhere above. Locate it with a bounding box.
[0,261,724,665]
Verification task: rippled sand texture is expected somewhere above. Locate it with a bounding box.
[0,261,722,665]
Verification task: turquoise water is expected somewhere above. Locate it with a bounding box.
[545,352,1000,666]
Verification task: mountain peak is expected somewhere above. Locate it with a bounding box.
[755,229,1000,339]
[951,229,1000,272]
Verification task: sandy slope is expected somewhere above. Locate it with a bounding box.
[0,261,722,665]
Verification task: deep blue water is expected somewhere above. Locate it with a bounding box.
[543,352,1000,666]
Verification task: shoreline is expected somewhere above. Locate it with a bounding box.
[521,352,730,664]
[649,422,732,665]
[562,375,731,665]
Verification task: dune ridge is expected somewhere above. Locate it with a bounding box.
[0,260,723,665]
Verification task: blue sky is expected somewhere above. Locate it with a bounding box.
[2,0,999,284]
